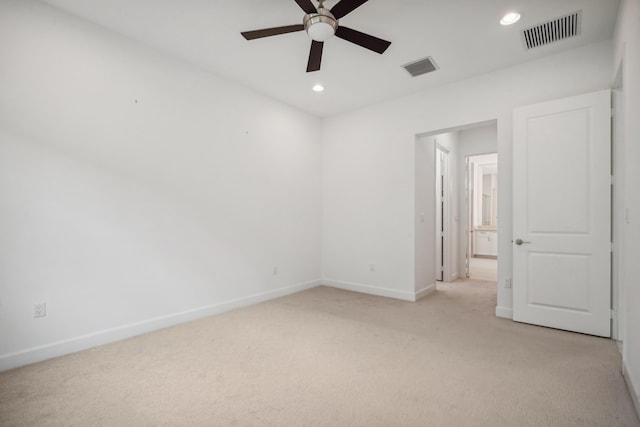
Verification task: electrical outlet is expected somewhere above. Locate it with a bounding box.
[370,264,375,272]
[34,302,46,318]
[273,266,278,275]
[505,278,512,289]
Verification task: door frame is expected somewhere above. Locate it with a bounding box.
[611,61,625,342]
[464,152,499,279]
[413,119,499,295]
[435,144,450,282]
[465,155,472,278]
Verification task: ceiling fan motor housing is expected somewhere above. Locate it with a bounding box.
[304,7,339,41]
[241,0,391,72]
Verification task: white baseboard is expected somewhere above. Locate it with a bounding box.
[0,279,322,372]
[322,278,416,301]
[623,360,640,421]
[448,273,459,282]
[495,306,513,319]
[415,283,437,301]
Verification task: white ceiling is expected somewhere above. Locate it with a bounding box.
[41,0,620,117]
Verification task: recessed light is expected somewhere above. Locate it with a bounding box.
[500,12,521,26]
[312,84,325,92]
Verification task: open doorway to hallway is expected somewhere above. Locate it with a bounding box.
[414,120,498,292]
[466,153,498,282]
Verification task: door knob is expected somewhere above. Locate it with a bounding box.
[514,238,531,245]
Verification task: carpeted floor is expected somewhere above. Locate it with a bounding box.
[469,257,497,281]
[1,280,638,426]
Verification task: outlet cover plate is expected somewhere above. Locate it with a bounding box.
[34,302,46,318]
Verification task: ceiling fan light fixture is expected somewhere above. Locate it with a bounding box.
[304,8,338,42]
[241,0,392,72]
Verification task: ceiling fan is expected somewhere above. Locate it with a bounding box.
[241,0,391,72]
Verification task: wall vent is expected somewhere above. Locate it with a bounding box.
[521,11,582,50]
[402,56,439,77]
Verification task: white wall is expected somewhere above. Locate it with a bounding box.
[322,40,612,315]
[414,136,436,296]
[414,132,458,297]
[613,0,640,415]
[458,126,498,156]
[0,0,322,370]
[434,133,459,282]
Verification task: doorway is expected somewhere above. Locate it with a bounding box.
[414,120,498,295]
[465,153,498,282]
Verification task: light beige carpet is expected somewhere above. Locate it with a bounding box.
[469,257,497,281]
[1,280,639,426]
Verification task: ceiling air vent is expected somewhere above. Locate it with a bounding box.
[521,10,582,50]
[402,56,439,77]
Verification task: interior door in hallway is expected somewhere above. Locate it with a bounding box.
[512,90,611,337]
[435,145,449,282]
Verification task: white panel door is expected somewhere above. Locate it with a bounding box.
[513,90,611,337]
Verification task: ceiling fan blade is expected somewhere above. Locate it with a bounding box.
[306,40,324,72]
[241,24,304,40]
[295,0,317,14]
[335,26,391,54]
[330,0,369,19]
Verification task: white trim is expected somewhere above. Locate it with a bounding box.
[435,144,451,283]
[611,68,625,343]
[623,361,640,421]
[495,306,513,319]
[415,283,437,301]
[0,279,322,372]
[323,278,416,301]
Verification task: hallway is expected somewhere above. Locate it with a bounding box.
[469,256,497,282]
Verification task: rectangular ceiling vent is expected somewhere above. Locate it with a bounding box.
[521,10,582,50]
[402,56,439,77]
